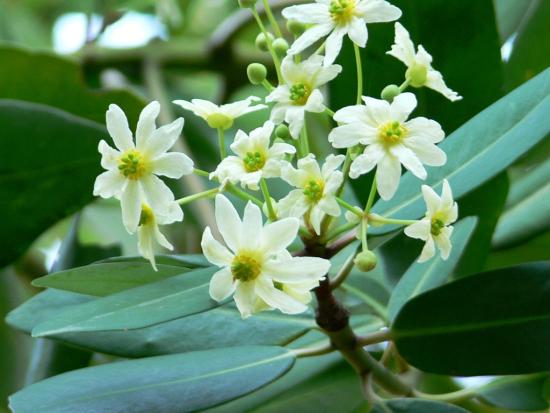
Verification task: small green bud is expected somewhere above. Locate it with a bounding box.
[405,63,428,88]
[275,124,291,140]
[286,19,306,36]
[381,84,400,103]
[238,0,257,8]
[255,32,274,52]
[354,250,377,273]
[247,63,267,85]
[272,38,289,58]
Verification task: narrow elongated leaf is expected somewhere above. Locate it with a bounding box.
[371,68,550,234]
[32,262,190,297]
[372,399,469,413]
[99,254,210,268]
[392,262,550,375]
[9,346,295,413]
[32,267,218,337]
[479,374,550,411]
[387,217,477,322]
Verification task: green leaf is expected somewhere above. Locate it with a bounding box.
[494,0,535,42]
[392,262,550,375]
[387,217,478,322]
[32,262,190,297]
[0,99,106,267]
[371,68,550,234]
[372,399,469,413]
[99,254,210,268]
[479,374,550,411]
[31,267,218,337]
[9,346,295,413]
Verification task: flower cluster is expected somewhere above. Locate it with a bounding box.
[93,0,461,318]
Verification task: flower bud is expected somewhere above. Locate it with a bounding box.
[273,38,289,58]
[275,124,291,140]
[354,250,377,273]
[287,19,306,36]
[247,63,267,85]
[381,84,400,103]
[238,0,257,8]
[405,63,428,88]
[255,32,274,52]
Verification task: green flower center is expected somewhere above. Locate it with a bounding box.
[118,149,147,180]
[329,0,356,24]
[431,218,445,236]
[243,151,266,172]
[379,121,407,145]
[139,204,154,227]
[206,113,234,130]
[303,179,325,203]
[289,83,311,105]
[231,253,262,282]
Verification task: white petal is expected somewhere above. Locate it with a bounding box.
[404,219,430,240]
[255,278,308,314]
[288,22,334,56]
[277,190,309,218]
[390,144,427,180]
[153,224,174,251]
[304,89,325,113]
[349,144,385,178]
[264,256,329,284]
[324,171,343,194]
[222,96,266,118]
[285,106,306,139]
[144,117,184,158]
[150,152,194,178]
[215,195,242,252]
[242,201,264,244]
[297,154,322,178]
[387,22,416,66]
[360,0,402,23]
[230,130,254,159]
[309,205,325,235]
[140,174,176,213]
[376,154,402,200]
[136,101,160,151]
[261,217,300,254]
[405,117,445,144]
[362,96,392,125]
[234,281,256,318]
[426,70,462,101]
[333,105,368,124]
[282,3,331,24]
[348,16,368,47]
[120,180,141,233]
[421,184,442,216]
[209,267,236,302]
[435,226,453,260]
[98,140,120,169]
[93,170,125,198]
[322,154,345,177]
[440,179,455,213]
[201,227,234,267]
[137,225,157,271]
[268,142,296,158]
[324,26,347,66]
[312,63,343,87]
[319,196,340,217]
[390,92,417,122]
[418,235,436,263]
[106,104,134,151]
[329,123,363,148]
[404,137,447,166]
[281,162,309,188]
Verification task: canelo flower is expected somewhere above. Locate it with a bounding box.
[93,101,193,233]
[278,154,345,234]
[137,201,182,271]
[172,96,267,130]
[266,55,341,139]
[210,121,295,190]
[404,179,458,263]
[202,195,331,318]
[282,0,402,65]
[387,22,462,101]
[328,92,446,200]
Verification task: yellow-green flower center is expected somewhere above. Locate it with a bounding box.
[231,253,262,282]
[431,218,445,236]
[206,113,234,130]
[406,63,429,88]
[289,83,311,105]
[303,179,325,203]
[139,204,154,227]
[379,121,407,145]
[118,149,148,180]
[243,151,266,172]
[329,0,356,24]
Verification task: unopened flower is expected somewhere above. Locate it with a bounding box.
[173,96,267,130]
[266,55,341,138]
[387,23,462,101]
[210,121,295,190]
[202,195,330,318]
[282,0,401,65]
[329,93,446,200]
[278,154,345,234]
[93,101,193,233]
[137,202,182,271]
[404,180,458,263]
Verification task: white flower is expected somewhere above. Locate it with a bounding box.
[93,101,193,233]
[137,202,182,271]
[210,121,295,190]
[278,154,345,234]
[282,0,401,65]
[173,96,267,130]
[329,92,446,200]
[202,195,330,318]
[266,55,341,139]
[387,23,462,102]
[404,180,458,263]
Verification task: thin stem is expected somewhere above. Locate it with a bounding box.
[360,217,368,251]
[326,230,358,258]
[323,221,359,244]
[260,178,277,220]
[193,168,210,178]
[227,184,263,207]
[353,43,363,104]
[398,78,410,93]
[336,149,352,197]
[262,0,282,38]
[356,329,392,347]
[177,188,219,205]
[369,215,417,227]
[261,79,274,91]
[299,118,310,158]
[291,342,334,358]
[217,128,226,159]
[364,177,377,213]
[251,7,283,83]
[336,197,363,217]
[413,387,479,403]
[325,107,335,117]
[330,244,360,290]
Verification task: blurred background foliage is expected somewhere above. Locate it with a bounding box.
[0,0,548,411]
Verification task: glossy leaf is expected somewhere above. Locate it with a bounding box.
[32,262,190,297]
[372,399,469,413]
[371,68,550,234]
[387,217,477,322]
[392,262,550,375]
[9,346,295,413]
[32,267,218,337]
[100,254,210,268]
[479,374,550,411]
